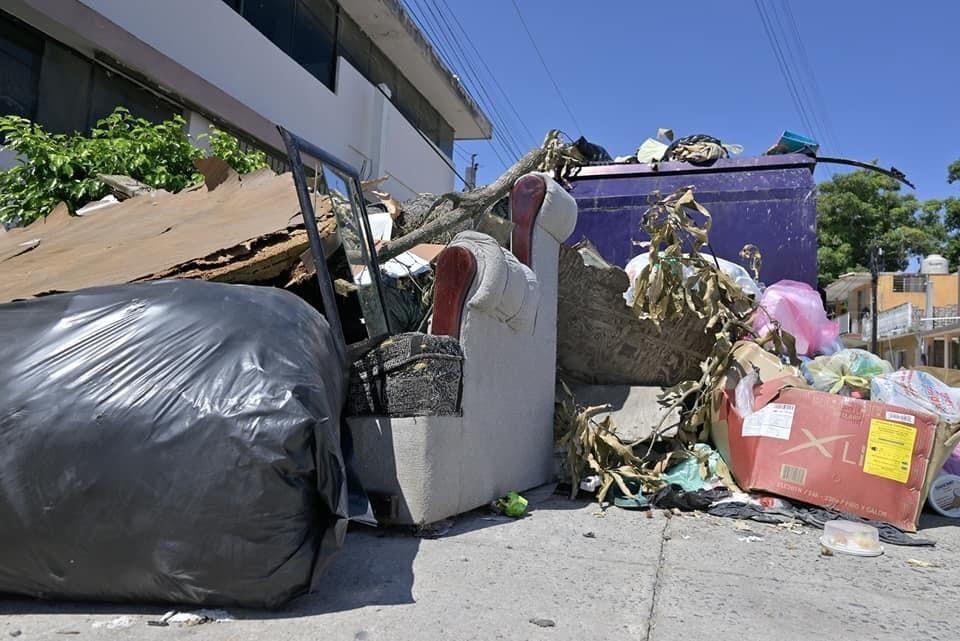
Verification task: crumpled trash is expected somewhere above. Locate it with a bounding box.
[150,610,234,627]
[660,443,725,492]
[623,252,762,306]
[765,130,819,156]
[635,138,669,164]
[649,484,730,511]
[495,491,528,518]
[573,136,612,163]
[752,280,840,356]
[662,134,742,165]
[707,501,934,546]
[871,370,960,476]
[871,370,960,423]
[803,349,894,396]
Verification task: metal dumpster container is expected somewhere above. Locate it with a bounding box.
[567,153,817,287]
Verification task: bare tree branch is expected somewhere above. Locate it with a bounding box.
[377,146,547,262]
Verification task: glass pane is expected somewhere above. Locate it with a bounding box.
[296,149,390,342]
[338,12,370,77]
[322,164,389,338]
[0,13,42,119]
[293,0,336,89]
[243,0,295,54]
[87,66,177,128]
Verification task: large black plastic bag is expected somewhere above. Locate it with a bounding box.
[0,280,349,608]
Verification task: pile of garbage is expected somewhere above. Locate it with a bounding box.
[554,187,960,550]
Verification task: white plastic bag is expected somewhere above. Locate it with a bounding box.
[803,349,893,396]
[623,252,762,306]
[870,370,960,423]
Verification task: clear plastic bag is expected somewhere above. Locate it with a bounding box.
[870,370,960,423]
[803,349,893,396]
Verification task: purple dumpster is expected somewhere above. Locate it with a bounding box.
[567,153,817,287]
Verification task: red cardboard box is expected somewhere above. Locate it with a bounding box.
[717,380,939,531]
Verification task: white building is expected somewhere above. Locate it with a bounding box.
[0,0,492,199]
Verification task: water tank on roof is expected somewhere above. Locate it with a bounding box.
[921,254,950,275]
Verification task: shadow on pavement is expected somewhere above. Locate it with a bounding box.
[0,484,592,621]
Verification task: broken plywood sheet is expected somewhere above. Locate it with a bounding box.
[0,171,333,302]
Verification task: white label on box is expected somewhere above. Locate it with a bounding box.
[742,403,796,440]
[885,410,916,425]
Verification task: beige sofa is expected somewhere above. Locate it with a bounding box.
[347,173,577,525]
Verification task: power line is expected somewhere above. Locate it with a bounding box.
[403,0,515,169]
[418,0,527,158]
[436,0,537,147]
[508,0,583,137]
[425,0,530,153]
[768,2,829,150]
[372,83,470,187]
[780,1,842,153]
[754,0,817,141]
[405,1,511,169]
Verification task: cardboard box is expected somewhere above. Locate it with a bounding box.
[716,379,939,531]
[710,341,806,465]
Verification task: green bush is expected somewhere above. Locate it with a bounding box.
[0,107,267,226]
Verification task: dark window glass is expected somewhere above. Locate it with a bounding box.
[0,12,42,119]
[892,274,925,293]
[337,12,370,77]
[435,120,454,157]
[244,0,295,54]
[222,0,243,12]
[368,44,397,94]
[87,66,177,128]
[292,0,336,89]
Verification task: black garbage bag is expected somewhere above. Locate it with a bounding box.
[0,280,349,608]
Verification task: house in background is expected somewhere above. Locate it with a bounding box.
[0,0,492,200]
[826,254,960,368]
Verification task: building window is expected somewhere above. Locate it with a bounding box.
[240,0,337,91]
[0,12,42,121]
[292,0,337,87]
[892,274,925,293]
[1,10,177,138]
[243,0,296,55]
[224,1,455,158]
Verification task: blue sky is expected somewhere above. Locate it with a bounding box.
[435,0,959,203]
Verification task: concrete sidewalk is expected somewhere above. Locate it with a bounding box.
[2,486,958,640]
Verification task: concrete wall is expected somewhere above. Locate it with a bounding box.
[70,0,453,200]
[846,273,960,316]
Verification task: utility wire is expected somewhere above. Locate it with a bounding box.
[754,0,817,142]
[406,0,522,159]
[425,0,529,153]
[768,2,829,150]
[372,83,470,187]
[404,0,515,169]
[780,1,842,153]
[418,0,527,158]
[436,0,537,147]
[509,0,583,137]
[403,0,512,170]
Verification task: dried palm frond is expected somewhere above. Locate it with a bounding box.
[629,188,795,443]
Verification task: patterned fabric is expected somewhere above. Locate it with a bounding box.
[347,332,463,417]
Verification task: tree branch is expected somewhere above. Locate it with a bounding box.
[377,146,547,262]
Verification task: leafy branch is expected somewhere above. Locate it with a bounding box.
[0,107,267,225]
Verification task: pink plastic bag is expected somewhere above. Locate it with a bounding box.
[752,280,839,357]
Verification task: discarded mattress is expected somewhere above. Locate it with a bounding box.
[0,281,349,608]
